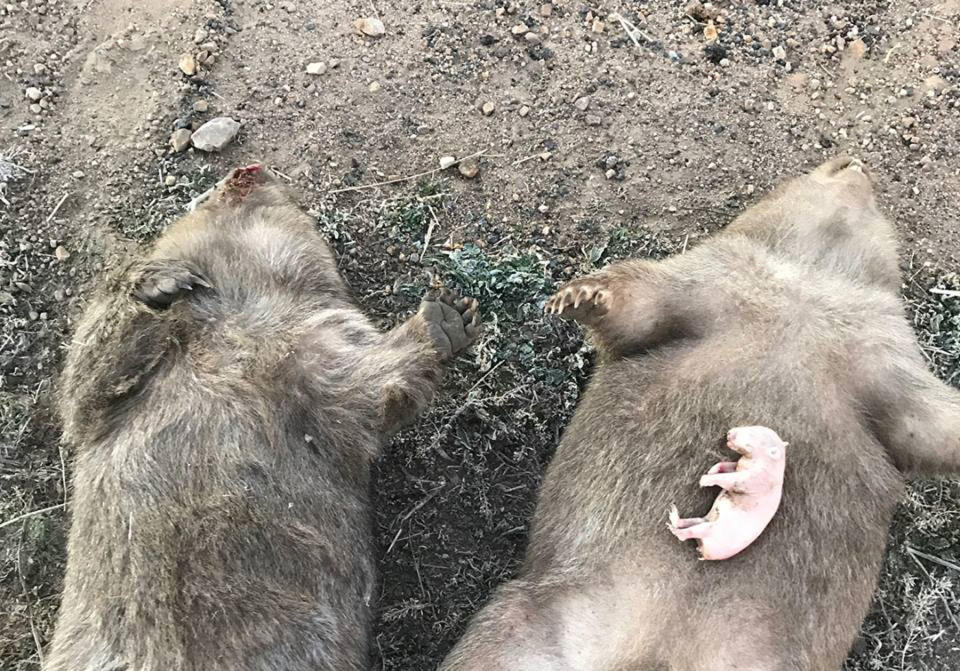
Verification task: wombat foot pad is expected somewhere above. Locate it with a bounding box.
[132,260,212,310]
[419,288,481,358]
[545,277,610,324]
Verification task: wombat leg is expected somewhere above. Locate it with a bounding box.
[364,288,480,436]
[859,354,960,477]
[417,288,481,360]
[438,580,568,671]
[546,261,688,358]
[544,276,610,326]
[132,259,213,310]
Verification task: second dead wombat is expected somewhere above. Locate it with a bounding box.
[440,158,960,670]
[45,165,480,671]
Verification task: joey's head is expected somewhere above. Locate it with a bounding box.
[727,425,788,464]
[148,163,348,303]
[724,156,900,291]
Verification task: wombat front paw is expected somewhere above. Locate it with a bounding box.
[545,277,610,324]
[419,288,481,359]
[132,260,212,310]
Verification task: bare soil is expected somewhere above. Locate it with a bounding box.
[2,1,959,669]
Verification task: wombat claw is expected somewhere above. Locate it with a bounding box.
[420,288,481,359]
[133,261,213,310]
[545,278,610,324]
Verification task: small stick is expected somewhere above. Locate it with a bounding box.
[46,192,70,223]
[884,43,902,64]
[905,545,960,630]
[906,545,960,573]
[328,149,488,194]
[0,502,66,531]
[420,204,439,262]
[270,166,293,182]
[930,288,960,298]
[610,13,654,45]
[513,151,551,167]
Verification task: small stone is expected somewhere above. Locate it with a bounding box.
[0,291,15,306]
[525,32,540,43]
[25,87,42,101]
[703,21,718,43]
[165,175,177,186]
[519,105,530,117]
[193,99,209,113]
[29,103,42,114]
[772,45,786,60]
[540,3,553,17]
[719,58,730,67]
[605,168,616,179]
[355,17,385,37]
[574,96,590,111]
[72,171,85,179]
[53,289,65,301]
[481,101,495,116]
[901,116,916,128]
[585,114,601,126]
[847,39,867,59]
[511,23,527,36]
[194,27,208,44]
[746,184,755,195]
[439,155,457,169]
[170,128,193,152]
[368,81,381,92]
[179,53,197,76]
[591,19,604,33]
[458,158,479,178]
[34,63,47,75]
[190,117,240,152]
[54,246,70,261]
[280,1,296,12]
[537,204,549,213]
[306,61,327,75]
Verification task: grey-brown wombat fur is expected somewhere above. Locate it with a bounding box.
[440,158,960,670]
[45,166,479,671]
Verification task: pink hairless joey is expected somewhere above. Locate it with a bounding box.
[668,426,788,561]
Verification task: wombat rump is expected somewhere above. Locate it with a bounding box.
[46,165,479,671]
[440,158,960,671]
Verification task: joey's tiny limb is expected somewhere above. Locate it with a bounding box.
[132,259,213,310]
[359,288,480,436]
[699,471,748,491]
[706,461,739,475]
[545,261,693,358]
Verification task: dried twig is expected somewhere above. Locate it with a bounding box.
[906,545,960,573]
[884,43,902,64]
[905,545,960,631]
[46,192,70,223]
[0,502,66,531]
[328,149,488,194]
[513,151,552,167]
[420,204,439,262]
[610,12,654,46]
[930,288,960,298]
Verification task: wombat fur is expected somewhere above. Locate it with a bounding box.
[45,165,479,671]
[439,158,958,670]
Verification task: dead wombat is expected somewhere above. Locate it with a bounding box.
[439,158,957,670]
[46,164,479,671]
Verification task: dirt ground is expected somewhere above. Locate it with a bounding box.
[1,0,959,669]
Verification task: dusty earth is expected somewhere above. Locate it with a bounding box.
[1,0,960,669]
